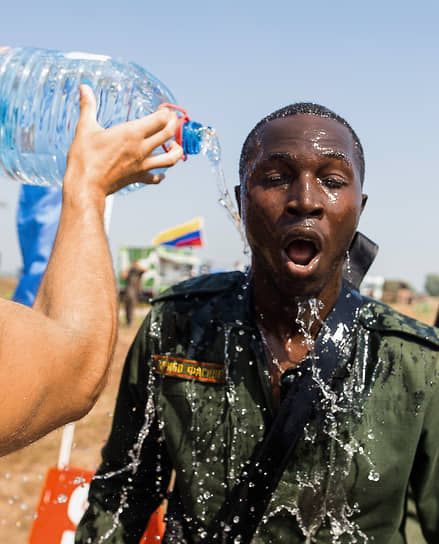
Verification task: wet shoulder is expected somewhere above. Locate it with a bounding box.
[152,271,246,304]
[359,297,439,350]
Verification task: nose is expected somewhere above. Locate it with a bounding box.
[286,174,323,219]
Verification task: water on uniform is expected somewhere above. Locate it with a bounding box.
[91,307,164,543]
[84,271,439,543]
[254,295,381,543]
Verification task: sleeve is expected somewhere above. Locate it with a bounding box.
[75,314,173,544]
[409,355,439,543]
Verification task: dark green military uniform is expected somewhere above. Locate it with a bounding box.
[76,272,439,544]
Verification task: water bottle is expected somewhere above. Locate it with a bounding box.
[0,46,208,190]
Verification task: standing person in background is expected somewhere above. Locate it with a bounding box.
[0,84,183,456]
[121,260,148,326]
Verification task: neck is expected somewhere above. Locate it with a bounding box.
[250,261,345,409]
[251,264,343,341]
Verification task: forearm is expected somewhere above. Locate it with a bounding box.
[0,192,116,455]
[34,188,117,407]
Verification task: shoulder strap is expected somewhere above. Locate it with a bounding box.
[212,284,363,543]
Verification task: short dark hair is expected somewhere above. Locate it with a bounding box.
[239,102,365,186]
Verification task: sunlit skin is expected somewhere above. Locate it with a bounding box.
[236,114,367,407]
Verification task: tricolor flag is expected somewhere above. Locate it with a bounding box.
[151,217,204,248]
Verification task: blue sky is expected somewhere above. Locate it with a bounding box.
[0,0,438,291]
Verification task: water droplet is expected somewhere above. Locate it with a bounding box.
[368,470,380,482]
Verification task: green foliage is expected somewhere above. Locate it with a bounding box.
[425,274,439,296]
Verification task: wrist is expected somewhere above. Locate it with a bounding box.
[62,175,107,217]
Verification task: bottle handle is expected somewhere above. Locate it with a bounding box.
[157,103,190,161]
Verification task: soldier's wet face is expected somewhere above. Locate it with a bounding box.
[242,114,367,299]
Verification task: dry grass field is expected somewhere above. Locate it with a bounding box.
[0,276,437,543]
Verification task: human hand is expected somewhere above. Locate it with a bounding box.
[63,84,183,202]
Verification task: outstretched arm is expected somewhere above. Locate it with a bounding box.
[0,85,183,456]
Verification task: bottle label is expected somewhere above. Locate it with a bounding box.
[63,51,111,62]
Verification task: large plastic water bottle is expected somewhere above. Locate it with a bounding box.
[0,46,206,189]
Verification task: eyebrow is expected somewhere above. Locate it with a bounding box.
[268,152,290,159]
[319,150,353,169]
[261,150,353,168]
[262,152,294,163]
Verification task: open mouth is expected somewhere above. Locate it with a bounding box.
[285,239,319,266]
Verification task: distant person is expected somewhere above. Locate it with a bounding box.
[0,85,182,456]
[234,259,247,272]
[121,260,148,326]
[77,103,438,543]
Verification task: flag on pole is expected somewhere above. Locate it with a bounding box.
[151,217,204,247]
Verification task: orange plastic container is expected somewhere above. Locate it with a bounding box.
[29,465,165,543]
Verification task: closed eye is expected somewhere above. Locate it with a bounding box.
[318,177,346,189]
[263,174,290,185]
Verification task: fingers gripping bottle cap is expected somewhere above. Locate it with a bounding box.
[157,103,204,159]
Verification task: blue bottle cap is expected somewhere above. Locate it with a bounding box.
[182,120,203,155]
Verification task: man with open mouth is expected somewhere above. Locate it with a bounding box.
[77,103,439,544]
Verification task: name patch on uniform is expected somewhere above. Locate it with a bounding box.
[153,355,226,384]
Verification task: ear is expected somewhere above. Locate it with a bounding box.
[361,193,368,213]
[234,185,242,217]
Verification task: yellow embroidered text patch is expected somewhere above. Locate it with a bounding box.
[153,355,226,384]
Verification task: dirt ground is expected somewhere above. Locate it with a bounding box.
[0,276,437,543]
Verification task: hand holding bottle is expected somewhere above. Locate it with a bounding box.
[64,84,183,203]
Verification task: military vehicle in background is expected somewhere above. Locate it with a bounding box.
[118,246,201,301]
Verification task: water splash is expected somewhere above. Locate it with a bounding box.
[295,297,325,351]
[344,250,352,285]
[317,177,339,203]
[91,317,159,543]
[199,126,249,254]
[256,297,380,543]
[71,284,438,543]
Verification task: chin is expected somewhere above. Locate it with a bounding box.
[281,277,325,300]
[280,263,342,302]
